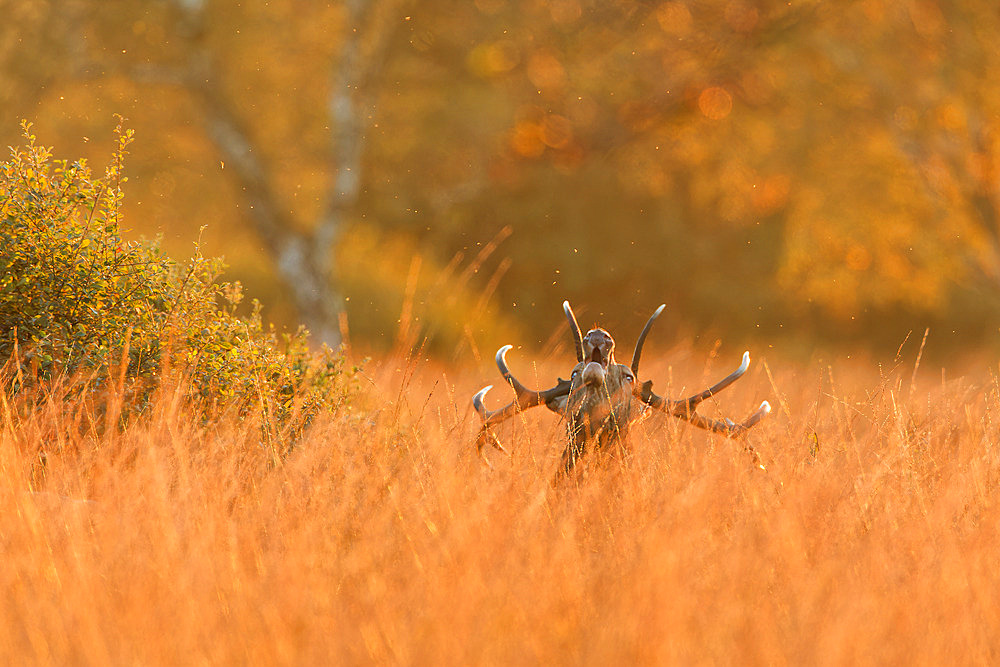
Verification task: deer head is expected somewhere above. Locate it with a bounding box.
[473,301,771,478]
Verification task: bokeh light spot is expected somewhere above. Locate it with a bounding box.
[540,114,572,149]
[698,86,733,120]
[656,2,693,36]
[510,121,546,158]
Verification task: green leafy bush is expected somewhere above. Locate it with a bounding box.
[0,120,356,442]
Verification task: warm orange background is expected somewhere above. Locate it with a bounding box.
[6,0,1000,359]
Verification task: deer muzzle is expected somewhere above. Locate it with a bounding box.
[582,361,606,386]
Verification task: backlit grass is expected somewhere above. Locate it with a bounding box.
[2,347,998,664]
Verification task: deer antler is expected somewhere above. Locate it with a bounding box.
[630,304,770,437]
[638,351,771,436]
[472,345,572,461]
[631,303,665,377]
[563,300,585,363]
[472,301,770,477]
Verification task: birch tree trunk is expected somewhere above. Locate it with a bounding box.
[169,0,397,347]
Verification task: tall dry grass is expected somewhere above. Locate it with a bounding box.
[2,344,999,665]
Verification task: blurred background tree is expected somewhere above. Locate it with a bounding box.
[4,0,1000,357]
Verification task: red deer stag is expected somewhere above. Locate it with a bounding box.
[473,302,771,477]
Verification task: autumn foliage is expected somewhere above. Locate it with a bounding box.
[1,123,356,441]
[5,0,1000,350]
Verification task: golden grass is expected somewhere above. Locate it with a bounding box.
[2,347,999,665]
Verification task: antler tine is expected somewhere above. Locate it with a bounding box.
[495,344,530,395]
[637,351,769,438]
[472,345,572,456]
[563,300,585,363]
[631,303,666,376]
[675,350,751,413]
[736,401,772,430]
[470,346,534,421]
[679,400,771,438]
[472,384,497,418]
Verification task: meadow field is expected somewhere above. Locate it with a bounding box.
[2,342,998,665]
